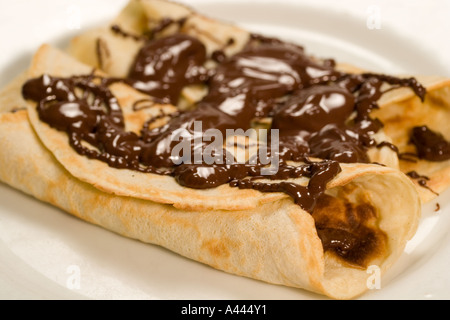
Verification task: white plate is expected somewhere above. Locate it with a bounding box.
[0,0,449,300]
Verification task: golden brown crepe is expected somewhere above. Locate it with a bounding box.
[0,97,420,300]
[0,42,420,300]
[66,0,450,202]
[0,0,448,300]
[376,76,450,202]
[24,44,402,211]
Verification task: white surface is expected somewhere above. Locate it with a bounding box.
[0,0,449,300]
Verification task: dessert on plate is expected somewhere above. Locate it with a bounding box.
[0,0,449,299]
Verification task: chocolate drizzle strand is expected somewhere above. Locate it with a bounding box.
[22,30,428,217]
[406,171,438,195]
[410,125,450,162]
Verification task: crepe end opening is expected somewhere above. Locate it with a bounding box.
[312,186,389,270]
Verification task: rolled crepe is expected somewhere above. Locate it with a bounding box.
[0,109,420,299]
[66,0,450,203]
[375,77,450,202]
[68,0,250,80]
[0,0,446,300]
[23,44,408,211]
[0,42,421,299]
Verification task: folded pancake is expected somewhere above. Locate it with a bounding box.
[1,42,423,300]
[68,0,250,77]
[65,0,450,203]
[30,2,422,211]
[68,0,449,202]
[24,43,408,212]
[375,76,450,202]
[0,0,446,300]
[68,0,249,110]
[0,105,419,300]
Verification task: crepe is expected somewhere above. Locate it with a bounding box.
[68,0,250,78]
[0,0,448,300]
[23,44,402,212]
[376,76,450,202]
[0,91,420,300]
[66,0,450,203]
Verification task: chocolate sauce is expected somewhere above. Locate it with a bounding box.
[376,141,399,153]
[110,18,209,106]
[376,141,418,163]
[22,74,164,173]
[127,33,210,105]
[410,125,450,162]
[232,160,341,213]
[20,21,440,267]
[110,24,145,41]
[313,194,387,267]
[406,170,438,195]
[210,37,236,64]
[110,17,187,41]
[21,31,428,217]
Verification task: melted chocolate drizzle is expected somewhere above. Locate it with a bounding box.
[21,32,429,216]
[127,33,210,105]
[410,125,450,162]
[406,170,439,195]
[20,24,443,266]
